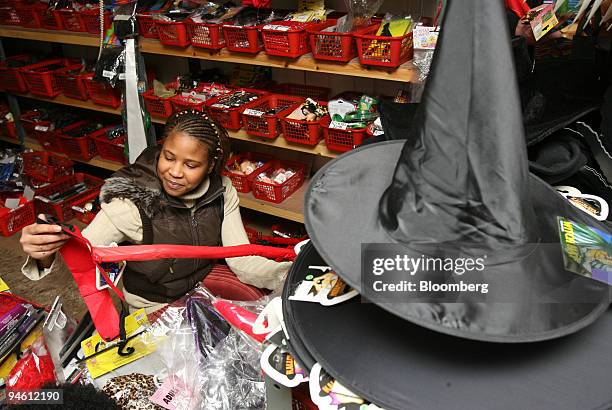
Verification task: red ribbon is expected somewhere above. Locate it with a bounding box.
[92,244,296,263]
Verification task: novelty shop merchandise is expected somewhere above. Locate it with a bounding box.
[283,0,612,409]
[3,1,612,410]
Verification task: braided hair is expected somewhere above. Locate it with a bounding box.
[163,109,230,175]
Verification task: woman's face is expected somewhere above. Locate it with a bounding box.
[157,131,211,197]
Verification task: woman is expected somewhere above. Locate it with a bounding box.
[20,110,291,312]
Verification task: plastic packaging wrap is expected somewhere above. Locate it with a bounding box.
[145,287,269,409]
[114,1,138,40]
[93,46,126,88]
[197,329,265,410]
[42,297,77,383]
[339,0,384,32]
[7,337,56,391]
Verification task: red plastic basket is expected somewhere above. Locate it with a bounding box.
[206,88,266,131]
[21,59,76,98]
[244,225,262,243]
[320,116,369,152]
[16,3,45,28]
[89,125,127,164]
[22,151,74,182]
[261,21,328,58]
[272,83,330,100]
[1,120,16,140]
[34,173,104,221]
[70,189,100,224]
[32,121,62,152]
[56,8,86,32]
[222,23,262,53]
[137,12,160,39]
[54,120,99,161]
[222,152,272,193]
[84,74,121,108]
[0,5,21,25]
[186,19,224,49]
[55,65,88,100]
[36,8,63,30]
[241,94,302,139]
[251,160,305,204]
[0,200,35,237]
[355,24,414,68]
[156,20,190,47]
[0,54,30,93]
[308,21,375,62]
[170,83,233,113]
[19,110,38,134]
[81,8,111,35]
[279,102,327,146]
[143,82,177,119]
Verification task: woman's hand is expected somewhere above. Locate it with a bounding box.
[20,215,70,268]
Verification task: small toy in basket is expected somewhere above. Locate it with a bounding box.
[279,99,328,146]
[170,82,233,113]
[89,125,127,164]
[207,89,265,131]
[71,190,100,224]
[222,153,271,193]
[241,94,302,139]
[252,160,305,204]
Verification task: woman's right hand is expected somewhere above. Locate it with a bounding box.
[20,215,70,268]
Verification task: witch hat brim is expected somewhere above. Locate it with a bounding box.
[305,140,610,342]
[283,242,612,410]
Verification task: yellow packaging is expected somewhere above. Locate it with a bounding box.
[81,309,159,379]
[0,277,10,293]
[375,19,413,37]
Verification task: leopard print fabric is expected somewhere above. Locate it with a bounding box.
[102,373,164,410]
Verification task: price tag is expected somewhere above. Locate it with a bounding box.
[329,121,348,130]
[102,70,115,79]
[243,108,265,117]
[210,103,226,109]
[118,73,126,80]
[34,125,49,132]
[263,24,290,31]
[114,14,132,21]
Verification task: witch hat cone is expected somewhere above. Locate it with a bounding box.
[304,0,610,342]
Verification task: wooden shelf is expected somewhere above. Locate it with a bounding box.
[14,93,338,158]
[0,134,307,222]
[0,26,419,83]
[0,135,123,171]
[237,183,306,223]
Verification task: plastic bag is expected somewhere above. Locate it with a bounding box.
[93,46,125,88]
[7,337,56,392]
[339,0,384,32]
[198,329,265,410]
[114,0,138,40]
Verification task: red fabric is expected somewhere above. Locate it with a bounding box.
[506,0,531,18]
[58,225,121,342]
[203,265,266,301]
[241,0,272,7]
[7,339,56,392]
[213,300,267,343]
[92,244,296,263]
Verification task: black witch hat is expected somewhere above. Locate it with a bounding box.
[304,0,611,343]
